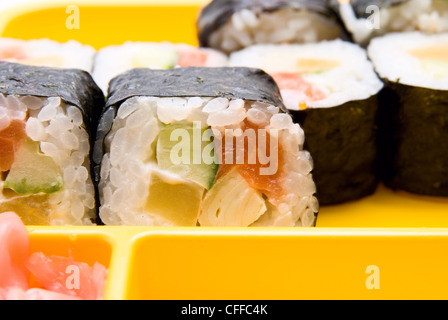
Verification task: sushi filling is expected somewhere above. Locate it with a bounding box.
[99,96,317,227]
[230,41,383,111]
[207,7,342,54]
[0,94,96,225]
[408,44,448,80]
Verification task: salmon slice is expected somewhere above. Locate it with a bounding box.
[0,45,27,61]
[0,120,27,172]
[19,56,64,68]
[177,49,208,67]
[218,120,285,203]
[0,45,63,67]
[0,119,26,140]
[0,137,15,172]
[271,72,327,101]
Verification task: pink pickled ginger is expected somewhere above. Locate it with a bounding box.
[26,252,108,300]
[0,212,29,290]
[0,211,108,300]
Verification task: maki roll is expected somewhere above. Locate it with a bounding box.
[333,0,448,45]
[94,67,318,227]
[92,42,228,94]
[0,62,104,225]
[197,0,346,54]
[368,32,448,197]
[230,40,384,205]
[0,38,95,72]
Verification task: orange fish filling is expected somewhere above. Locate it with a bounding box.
[0,45,63,67]
[408,44,448,62]
[218,120,285,204]
[0,120,27,172]
[0,45,27,61]
[177,50,208,67]
[271,72,327,102]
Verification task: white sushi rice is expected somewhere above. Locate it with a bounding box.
[99,96,317,227]
[229,40,383,110]
[0,94,96,225]
[206,7,342,54]
[339,0,448,44]
[0,38,95,72]
[368,32,448,90]
[92,42,229,94]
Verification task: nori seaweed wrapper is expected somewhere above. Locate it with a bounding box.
[0,61,105,221]
[377,81,448,197]
[93,67,286,184]
[198,0,345,49]
[0,62,104,140]
[293,96,379,205]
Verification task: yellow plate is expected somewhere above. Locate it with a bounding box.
[2,0,448,300]
[26,226,448,300]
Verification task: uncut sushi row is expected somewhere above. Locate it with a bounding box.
[0,37,379,209]
[0,61,318,227]
[1,28,447,226]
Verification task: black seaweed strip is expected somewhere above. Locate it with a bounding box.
[292,96,380,205]
[377,80,448,197]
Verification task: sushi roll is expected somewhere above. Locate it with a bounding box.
[197,0,346,54]
[333,0,448,45]
[368,32,448,197]
[230,40,384,205]
[0,62,104,225]
[0,38,95,72]
[92,42,228,94]
[94,67,318,227]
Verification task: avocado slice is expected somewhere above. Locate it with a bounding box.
[156,122,218,190]
[4,139,63,194]
[145,168,203,226]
